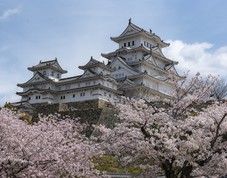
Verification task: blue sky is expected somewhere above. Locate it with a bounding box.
[1,0,227,106]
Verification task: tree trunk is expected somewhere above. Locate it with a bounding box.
[162,159,193,178]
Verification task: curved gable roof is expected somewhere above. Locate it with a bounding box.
[17,72,55,87]
[28,58,67,74]
[110,19,169,48]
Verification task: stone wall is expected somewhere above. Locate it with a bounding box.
[30,99,116,137]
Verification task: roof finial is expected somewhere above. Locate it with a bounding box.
[129,18,132,24]
[150,29,152,33]
[55,57,57,61]
[90,56,93,60]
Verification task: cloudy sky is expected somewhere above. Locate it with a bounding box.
[1,0,227,106]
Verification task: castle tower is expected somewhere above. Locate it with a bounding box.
[102,19,180,99]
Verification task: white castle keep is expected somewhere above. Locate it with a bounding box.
[16,19,179,106]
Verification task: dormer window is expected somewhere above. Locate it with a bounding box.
[43,71,46,75]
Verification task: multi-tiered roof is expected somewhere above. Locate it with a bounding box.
[15,19,180,107]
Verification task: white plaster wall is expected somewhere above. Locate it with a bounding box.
[140,36,157,49]
[56,89,117,103]
[38,69,62,79]
[159,83,174,95]
[118,36,139,49]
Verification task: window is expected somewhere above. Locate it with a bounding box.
[124,43,126,47]
[28,97,31,100]
[51,71,54,76]
[128,42,130,47]
[66,85,70,90]
[104,92,107,96]
[36,96,41,99]
[73,94,75,98]
[86,82,90,86]
[61,96,65,100]
[80,92,85,97]
[109,94,112,98]
[132,41,135,46]
[57,73,60,78]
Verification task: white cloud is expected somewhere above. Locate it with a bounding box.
[163,40,227,79]
[0,8,20,20]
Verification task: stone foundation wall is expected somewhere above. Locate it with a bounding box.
[29,99,116,137]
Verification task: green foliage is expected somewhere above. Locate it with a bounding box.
[20,113,32,125]
[4,102,13,110]
[93,155,142,174]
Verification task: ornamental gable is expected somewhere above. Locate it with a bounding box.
[110,58,138,77]
[118,79,137,89]
[152,47,165,57]
[119,25,139,37]
[79,69,97,79]
[25,73,47,84]
[52,61,64,71]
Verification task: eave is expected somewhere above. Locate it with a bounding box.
[78,63,113,72]
[16,88,56,96]
[28,66,67,74]
[57,84,123,95]
[111,31,169,48]
[102,45,150,59]
[56,75,117,86]
[17,80,55,88]
[151,52,178,65]
[129,60,169,75]
[129,72,171,84]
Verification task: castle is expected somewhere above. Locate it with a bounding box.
[15,19,179,108]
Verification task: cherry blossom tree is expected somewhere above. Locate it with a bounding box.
[96,73,227,178]
[0,108,105,178]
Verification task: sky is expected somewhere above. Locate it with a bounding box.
[1,0,227,106]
